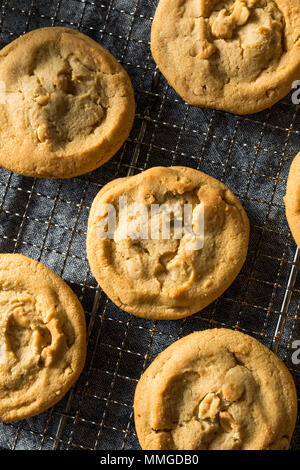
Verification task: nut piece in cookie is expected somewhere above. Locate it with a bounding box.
[134,329,298,450]
[87,166,249,320]
[284,152,300,247]
[0,254,86,422]
[151,0,300,114]
[0,27,135,178]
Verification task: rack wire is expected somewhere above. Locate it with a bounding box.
[0,0,299,450]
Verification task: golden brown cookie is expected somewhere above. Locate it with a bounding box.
[284,152,300,247]
[151,0,300,114]
[0,254,86,422]
[134,329,298,450]
[0,27,135,178]
[86,166,249,320]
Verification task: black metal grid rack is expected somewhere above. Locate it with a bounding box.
[0,0,299,450]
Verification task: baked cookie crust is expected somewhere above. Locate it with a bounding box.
[151,0,300,114]
[284,152,300,247]
[0,27,135,178]
[0,254,86,422]
[134,329,298,450]
[86,166,249,320]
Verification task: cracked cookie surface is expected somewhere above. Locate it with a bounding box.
[86,166,249,320]
[151,0,300,114]
[0,27,135,178]
[0,254,86,421]
[134,329,298,450]
[284,152,300,247]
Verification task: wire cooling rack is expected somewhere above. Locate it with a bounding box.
[0,0,299,451]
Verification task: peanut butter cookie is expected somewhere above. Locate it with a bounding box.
[151,0,300,114]
[134,329,297,450]
[86,166,249,320]
[0,254,86,422]
[284,152,300,247]
[0,27,135,178]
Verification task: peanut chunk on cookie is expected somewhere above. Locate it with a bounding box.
[198,393,221,419]
[211,1,251,39]
[189,18,216,59]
